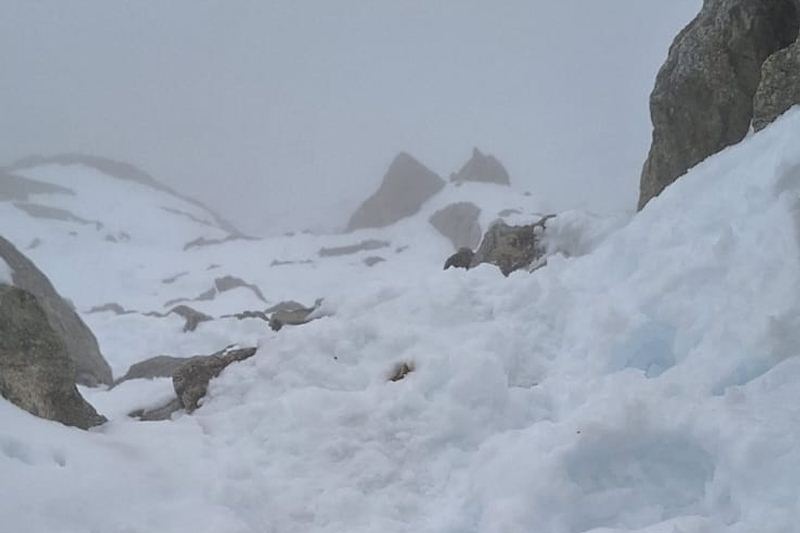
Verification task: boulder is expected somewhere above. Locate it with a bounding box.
[444,248,475,270]
[346,153,445,231]
[0,285,106,429]
[754,39,800,130]
[429,202,482,250]
[638,0,799,209]
[450,148,510,185]
[114,355,204,387]
[470,215,554,276]
[173,346,257,412]
[169,305,212,333]
[0,235,112,386]
[269,299,323,331]
[319,239,390,257]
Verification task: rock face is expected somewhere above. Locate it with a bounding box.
[0,285,106,429]
[173,346,257,412]
[429,202,482,250]
[444,248,475,270]
[638,0,799,209]
[451,148,510,185]
[346,153,445,231]
[0,236,112,386]
[754,39,800,131]
[470,216,554,276]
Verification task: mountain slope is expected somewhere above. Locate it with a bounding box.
[4,108,800,531]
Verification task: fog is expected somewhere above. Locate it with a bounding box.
[1,1,699,236]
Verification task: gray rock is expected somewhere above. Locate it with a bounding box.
[0,236,112,386]
[168,305,213,333]
[87,302,136,315]
[638,0,799,209]
[0,171,74,202]
[444,248,475,270]
[470,215,555,276]
[319,239,390,257]
[128,398,182,421]
[214,275,267,303]
[754,39,800,131]
[114,355,204,386]
[0,285,106,429]
[13,202,103,230]
[269,300,322,331]
[363,256,386,267]
[173,346,257,412]
[450,148,510,185]
[429,202,482,250]
[347,153,445,231]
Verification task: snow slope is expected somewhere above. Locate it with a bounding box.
[4,110,800,532]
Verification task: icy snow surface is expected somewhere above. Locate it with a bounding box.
[4,111,800,532]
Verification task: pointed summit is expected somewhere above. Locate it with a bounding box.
[450,147,510,185]
[346,153,445,231]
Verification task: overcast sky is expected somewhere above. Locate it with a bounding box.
[1,1,700,235]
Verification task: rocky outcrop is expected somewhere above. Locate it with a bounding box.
[129,346,257,420]
[269,299,323,331]
[450,148,510,185]
[0,285,106,429]
[0,236,112,386]
[319,239,390,257]
[638,0,799,209]
[173,346,257,412]
[169,305,212,333]
[754,39,800,130]
[346,153,445,231]
[470,216,554,276]
[444,248,475,270]
[114,355,204,387]
[429,202,482,250]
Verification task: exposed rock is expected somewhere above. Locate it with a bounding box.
[363,256,386,267]
[0,284,106,429]
[87,302,136,315]
[319,239,390,257]
[754,39,800,130]
[128,398,182,422]
[498,208,522,217]
[269,299,323,331]
[470,215,555,276]
[9,153,247,237]
[429,202,482,250]
[265,300,307,314]
[223,309,269,321]
[444,248,475,270]
[13,202,103,230]
[450,148,510,185]
[173,346,257,412]
[0,236,112,386]
[169,305,213,333]
[183,235,257,251]
[638,0,799,209]
[214,275,267,303]
[346,153,445,231]
[114,355,204,387]
[161,271,188,284]
[0,171,75,202]
[26,238,42,250]
[270,259,314,267]
[388,361,415,382]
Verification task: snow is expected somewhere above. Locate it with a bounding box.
[4,110,800,531]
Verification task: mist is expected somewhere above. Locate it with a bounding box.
[1,0,700,236]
